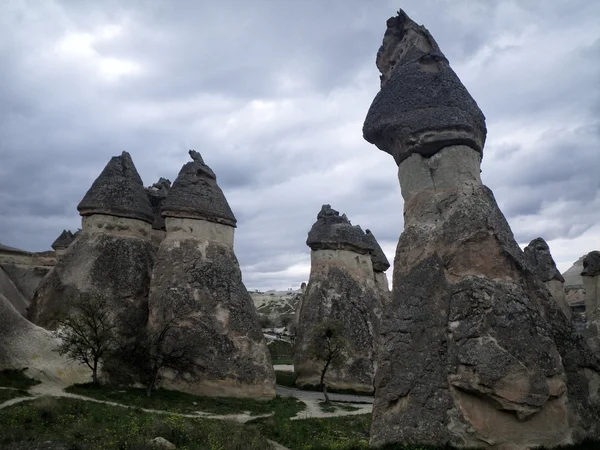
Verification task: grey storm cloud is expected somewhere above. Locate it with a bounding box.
[1,0,599,288]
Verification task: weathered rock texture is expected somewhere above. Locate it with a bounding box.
[364,10,600,449]
[366,229,391,292]
[582,251,600,358]
[0,244,55,316]
[0,292,89,385]
[29,152,156,331]
[148,151,275,399]
[294,205,386,393]
[524,237,570,318]
[564,256,586,306]
[146,177,171,246]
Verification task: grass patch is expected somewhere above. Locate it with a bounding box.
[0,369,41,390]
[252,412,372,450]
[268,339,294,365]
[0,396,269,449]
[66,383,304,418]
[0,389,30,402]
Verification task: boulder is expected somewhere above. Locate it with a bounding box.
[0,292,89,385]
[364,10,600,448]
[294,205,386,393]
[524,237,570,318]
[147,151,274,399]
[29,152,156,331]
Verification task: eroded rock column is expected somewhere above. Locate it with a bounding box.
[29,151,156,331]
[524,237,570,318]
[294,205,386,393]
[147,151,275,399]
[363,10,600,449]
[582,251,600,358]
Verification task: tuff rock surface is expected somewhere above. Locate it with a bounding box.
[365,229,391,293]
[294,206,386,393]
[364,10,600,449]
[582,251,600,358]
[0,292,89,385]
[51,230,75,252]
[146,177,171,246]
[29,153,156,331]
[147,152,274,399]
[524,237,570,318]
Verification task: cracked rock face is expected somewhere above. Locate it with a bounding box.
[29,153,156,331]
[365,11,600,449]
[582,251,600,359]
[147,153,275,399]
[294,206,387,393]
[524,237,570,318]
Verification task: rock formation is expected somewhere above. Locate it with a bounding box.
[582,251,600,358]
[51,229,75,256]
[294,205,386,393]
[0,243,55,316]
[0,292,89,385]
[564,255,587,306]
[366,229,390,293]
[146,177,171,247]
[29,152,156,332]
[147,150,275,399]
[363,10,600,448]
[524,237,570,318]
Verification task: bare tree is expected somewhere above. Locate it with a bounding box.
[54,293,116,385]
[307,320,347,403]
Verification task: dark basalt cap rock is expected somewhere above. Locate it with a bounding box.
[365,229,390,272]
[146,177,171,230]
[524,237,565,283]
[582,251,600,277]
[51,230,75,250]
[306,205,373,254]
[161,150,237,227]
[363,9,487,165]
[77,151,154,224]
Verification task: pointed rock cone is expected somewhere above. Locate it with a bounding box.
[294,205,387,393]
[147,151,274,399]
[29,152,156,333]
[524,237,570,318]
[51,230,75,251]
[364,10,600,448]
[77,151,154,224]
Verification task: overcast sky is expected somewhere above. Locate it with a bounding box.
[1,0,599,290]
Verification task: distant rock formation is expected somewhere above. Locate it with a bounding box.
[0,292,89,385]
[146,177,171,247]
[294,205,386,393]
[564,255,587,305]
[582,251,600,358]
[363,10,600,448]
[524,237,570,318]
[147,150,275,399]
[365,229,390,293]
[51,230,75,257]
[0,243,55,316]
[29,152,156,332]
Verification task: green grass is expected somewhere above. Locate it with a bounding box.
[252,413,372,450]
[0,389,31,402]
[0,369,41,390]
[0,396,269,450]
[66,383,304,418]
[268,339,294,365]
